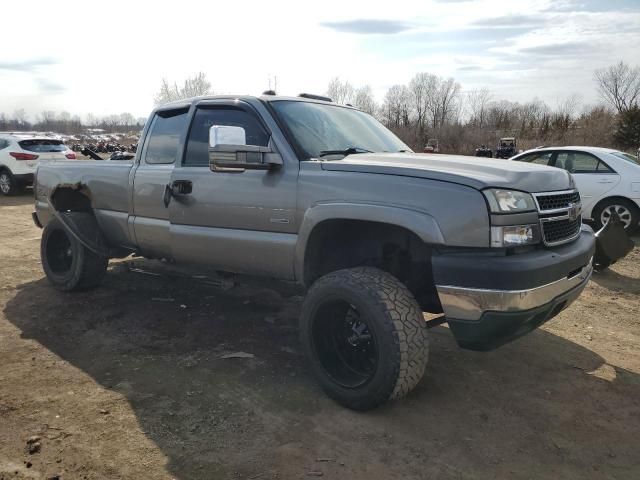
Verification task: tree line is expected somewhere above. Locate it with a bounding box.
[327,61,640,154]
[2,63,638,153]
[0,109,146,135]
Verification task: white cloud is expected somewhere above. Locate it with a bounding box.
[0,0,638,120]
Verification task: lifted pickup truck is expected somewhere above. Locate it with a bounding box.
[33,94,595,410]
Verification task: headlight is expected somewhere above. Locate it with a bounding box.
[491,225,539,247]
[483,189,536,213]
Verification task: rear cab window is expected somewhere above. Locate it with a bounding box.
[19,139,66,152]
[143,108,189,165]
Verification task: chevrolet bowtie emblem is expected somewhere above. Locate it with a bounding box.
[568,203,580,222]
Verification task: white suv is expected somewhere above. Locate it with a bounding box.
[0,133,76,195]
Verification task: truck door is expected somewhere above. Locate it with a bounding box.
[167,101,298,278]
[131,106,189,259]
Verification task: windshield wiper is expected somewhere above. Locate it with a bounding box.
[318,146,373,157]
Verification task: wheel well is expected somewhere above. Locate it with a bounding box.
[303,219,442,313]
[50,187,92,212]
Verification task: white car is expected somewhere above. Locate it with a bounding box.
[511,146,640,232]
[0,133,76,195]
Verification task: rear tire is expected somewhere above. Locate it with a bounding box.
[0,170,23,196]
[41,214,108,291]
[300,267,428,410]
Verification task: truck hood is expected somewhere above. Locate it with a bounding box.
[320,153,573,192]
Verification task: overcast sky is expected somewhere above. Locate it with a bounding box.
[1,0,639,121]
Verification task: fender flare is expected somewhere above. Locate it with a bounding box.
[47,185,129,258]
[294,202,445,283]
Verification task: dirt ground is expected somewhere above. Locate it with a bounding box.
[1,193,639,480]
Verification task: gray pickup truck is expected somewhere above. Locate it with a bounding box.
[33,94,595,410]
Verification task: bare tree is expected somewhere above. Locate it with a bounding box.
[327,77,355,105]
[102,114,121,131]
[119,112,136,127]
[409,73,439,132]
[39,111,57,129]
[381,85,411,128]
[556,94,582,120]
[85,113,97,127]
[181,72,212,98]
[353,86,377,115]
[13,109,28,127]
[519,98,550,132]
[594,61,640,113]
[466,88,492,128]
[154,72,213,106]
[427,77,461,128]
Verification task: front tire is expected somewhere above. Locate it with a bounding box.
[300,267,428,410]
[41,214,108,291]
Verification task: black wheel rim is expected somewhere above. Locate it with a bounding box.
[47,229,73,274]
[311,299,378,388]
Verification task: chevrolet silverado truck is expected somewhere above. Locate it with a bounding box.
[33,94,595,410]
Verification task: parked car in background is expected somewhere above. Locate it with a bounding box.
[0,133,76,195]
[512,146,640,232]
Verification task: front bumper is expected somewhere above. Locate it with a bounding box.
[433,227,595,351]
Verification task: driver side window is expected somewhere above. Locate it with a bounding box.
[184,107,269,166]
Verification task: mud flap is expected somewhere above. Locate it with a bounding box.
[48,205,128,258]
[593,214,634,271]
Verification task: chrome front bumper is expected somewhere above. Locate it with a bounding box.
[436,261,593,321]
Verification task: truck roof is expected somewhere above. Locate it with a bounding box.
[157,94,351,112]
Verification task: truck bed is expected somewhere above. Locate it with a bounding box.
[35,160,135,248]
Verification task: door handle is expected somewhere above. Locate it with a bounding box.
[171,180,193,195]
[596,180,614,184]
[163,180,193,208]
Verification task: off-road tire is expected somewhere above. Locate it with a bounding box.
[41,214,108,291]
[0,170,24,196]
[300,267,429,410]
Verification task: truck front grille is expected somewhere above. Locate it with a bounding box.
[534,190,582,246]
[541,217,581,245]
[535,191,581,211]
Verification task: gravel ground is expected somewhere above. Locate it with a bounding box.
[1,192,639,480]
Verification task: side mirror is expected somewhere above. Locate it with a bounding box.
[208,125,283,172]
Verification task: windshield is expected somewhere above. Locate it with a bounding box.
[270,100,410,159]
[610,151,639,165]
